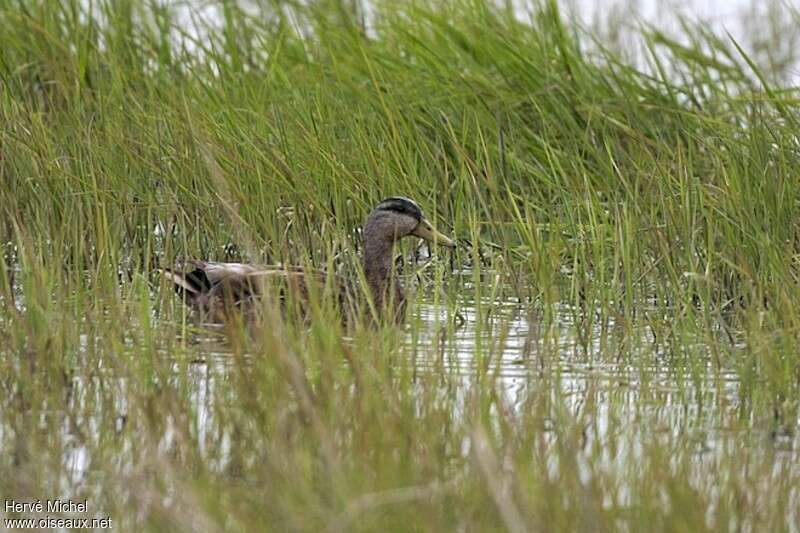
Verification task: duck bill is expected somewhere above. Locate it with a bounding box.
[412,219,456,248]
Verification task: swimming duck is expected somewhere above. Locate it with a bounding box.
[160,197,455,323]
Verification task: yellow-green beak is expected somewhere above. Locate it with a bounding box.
[412,218,456,248]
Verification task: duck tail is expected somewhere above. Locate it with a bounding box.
[157,266,212,303]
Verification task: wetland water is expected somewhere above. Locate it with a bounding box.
[51,291,800,521]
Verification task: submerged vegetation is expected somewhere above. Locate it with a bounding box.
[1,0,799,530]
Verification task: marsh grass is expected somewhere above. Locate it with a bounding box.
[1,0,800,530]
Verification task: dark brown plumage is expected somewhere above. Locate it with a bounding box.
[160,197,455,324]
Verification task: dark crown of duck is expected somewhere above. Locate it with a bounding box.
[375,197,423,221]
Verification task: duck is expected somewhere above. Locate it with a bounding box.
[159,197,455,324]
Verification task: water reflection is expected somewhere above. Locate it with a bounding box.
[7,294,797,521]
[407,298,799,528]
[135,298,800,465]
[409,298,797,471]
